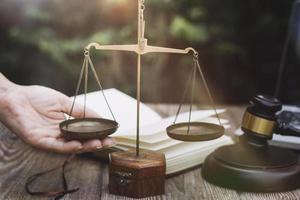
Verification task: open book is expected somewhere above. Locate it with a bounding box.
[74,88,233,175]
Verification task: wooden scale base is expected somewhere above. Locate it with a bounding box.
[109,150,166,198]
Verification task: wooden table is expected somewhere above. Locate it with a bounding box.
[1,105,300,200]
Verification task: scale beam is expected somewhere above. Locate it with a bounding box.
[144,45,198,55]
[85,43,139,54]
[84,0,201,157]
[85,42,198,56]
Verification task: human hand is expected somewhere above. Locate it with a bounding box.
[0,81,115,153]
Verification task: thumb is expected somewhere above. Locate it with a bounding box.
[61,95,99,118]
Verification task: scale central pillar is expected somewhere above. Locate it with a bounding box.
[109,51,166,198]
[108,0,166,198]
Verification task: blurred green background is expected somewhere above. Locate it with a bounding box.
[0,0,297,104]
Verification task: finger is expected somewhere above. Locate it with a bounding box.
[82,139,103,152]
[81,137,115,152]
[60,95,99,118]
[35,137,83,154]
[101,137,116,147]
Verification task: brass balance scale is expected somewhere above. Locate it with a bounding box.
[58,0,224,198]
[60,0,223,145]
[25,0,224,199]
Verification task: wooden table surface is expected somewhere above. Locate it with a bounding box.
[1,105,300,200]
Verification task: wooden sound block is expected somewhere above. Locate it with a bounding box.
[109,149,166,198]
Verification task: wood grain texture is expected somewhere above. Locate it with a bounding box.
[109,150,165,198]
[0,105,300,200]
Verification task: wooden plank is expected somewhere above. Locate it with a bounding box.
[165,168,240,200]
[239,190,300,200]
[0,105,242,200]
[0,123,57,200]
[1,105,300,200]
[0,122,105,200]
[60,155,104,200]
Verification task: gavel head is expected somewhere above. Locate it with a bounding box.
[241,95,282,139]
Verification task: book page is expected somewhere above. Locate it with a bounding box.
[161,135,233,159]
[116,117,229,148]
[115,109,226,137]
[166,136,233,174]
[72,88,162,135]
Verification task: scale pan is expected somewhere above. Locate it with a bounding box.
[60,118,119,141]
[166,122,224,142]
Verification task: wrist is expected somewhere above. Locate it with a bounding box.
[0,73,17,94]
[0,73,18,131]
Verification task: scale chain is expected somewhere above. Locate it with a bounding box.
[68,56,87,120]
[187,64,197,134]
[69,49,117,122]
[86,52,117,122]
[193,54,222,126]
[139,0,145,41]
[83,54,89,119]
[173,66,195,124]
[173,53,223,129]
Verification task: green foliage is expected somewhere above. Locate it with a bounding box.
[25,6,50,21]
[190,7,206,19]
[0,0,295,103]
[214,42,241,56]
[170,16,209,42]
